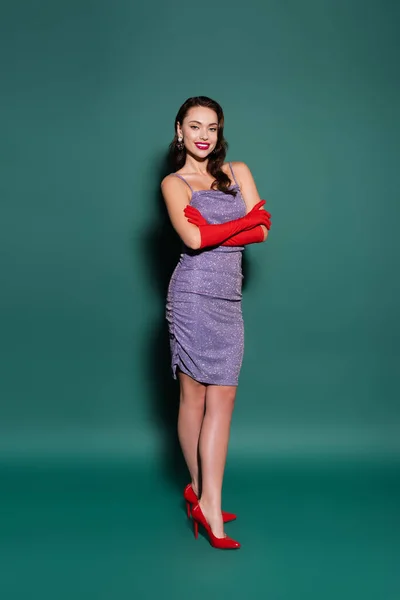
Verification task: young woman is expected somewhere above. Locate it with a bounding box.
[161,96,271,549]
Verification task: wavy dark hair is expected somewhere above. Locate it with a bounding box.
[169,96,236,195]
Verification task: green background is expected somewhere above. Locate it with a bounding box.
[1,1,399,598]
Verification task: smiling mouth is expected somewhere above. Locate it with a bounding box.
[195,143,210,149]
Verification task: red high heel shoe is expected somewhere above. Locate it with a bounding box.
[183,484,236,523]
[191,503,241,550]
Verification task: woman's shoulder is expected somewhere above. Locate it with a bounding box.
[161,171,184,189]
[224,161,252,181]
[224,160,250,172]
[160,172,192,203]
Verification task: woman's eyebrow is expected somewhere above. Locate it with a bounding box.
[188,120,218,126]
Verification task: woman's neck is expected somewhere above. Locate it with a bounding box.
[183,153,209,175]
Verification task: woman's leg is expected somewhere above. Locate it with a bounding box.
[177,371,207,496]
[198,384,237,538]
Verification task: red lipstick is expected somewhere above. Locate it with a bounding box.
[195,143,210,150]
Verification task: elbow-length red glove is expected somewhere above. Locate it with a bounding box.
[184,207,267,246]
[184,200,271,249]
[223,225,266,246]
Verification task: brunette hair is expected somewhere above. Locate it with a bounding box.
[169,96,235,195]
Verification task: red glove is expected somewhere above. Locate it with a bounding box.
[184,200,271,249]
[184,205,267,246]
[222,226,265,246]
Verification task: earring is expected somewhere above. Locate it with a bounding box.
[177,136,184,150]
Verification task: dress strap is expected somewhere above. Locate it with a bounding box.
[228,162,239,187]
[171,173,194,193]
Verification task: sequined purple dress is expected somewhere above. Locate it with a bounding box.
[166,163,246,386]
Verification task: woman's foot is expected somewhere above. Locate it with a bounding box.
[191,503,240,550]
[183,484,237,523]
[190,481,199,498]
[198,499,224,539]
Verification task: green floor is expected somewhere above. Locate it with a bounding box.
[1,458,399,600]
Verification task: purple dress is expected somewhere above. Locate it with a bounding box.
[166,162,246,386]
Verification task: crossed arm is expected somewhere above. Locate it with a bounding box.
[161,162,271,250]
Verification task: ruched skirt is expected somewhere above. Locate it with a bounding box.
[166,250,244,386]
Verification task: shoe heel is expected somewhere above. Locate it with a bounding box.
[193,519,199,539]
[186,501,191,519]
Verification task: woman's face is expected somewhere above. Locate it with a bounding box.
[177,106,219,159]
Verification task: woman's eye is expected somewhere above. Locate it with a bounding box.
[210,128,217,132]
[190,125,199,130]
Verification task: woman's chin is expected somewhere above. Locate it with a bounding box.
[187,148,213,160]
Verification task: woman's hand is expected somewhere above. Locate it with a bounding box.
[183,205,209,227]
[250,201,272,237]
[242,201,272,230]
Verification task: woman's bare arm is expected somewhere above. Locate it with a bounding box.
[231,162,269,241]
[161,175,201,250]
